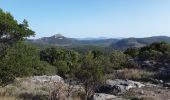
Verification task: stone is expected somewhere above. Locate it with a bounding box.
[93,93,128,100]
[163,83,170,88]
[106,79,144,88]
[98,79,145,95]
[93,93,116,100]
[140,90,144,95]
[31,75,64,84]
[151,78,164,84]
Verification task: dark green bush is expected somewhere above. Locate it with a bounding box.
[0,42,55,86]
[76,51,105,99]
[124,47,139,58]
[40,47,80,77]
[110,51,127,69]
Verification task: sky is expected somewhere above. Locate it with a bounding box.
[0,0,170,38]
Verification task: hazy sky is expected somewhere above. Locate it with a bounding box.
[0,0,170,38]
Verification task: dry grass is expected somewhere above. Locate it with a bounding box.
[0,77,62,100]
[0,77,85,100]
[49,82,66,100]
[48,81,85,100]
[0,96,16,100]
[0,88,16,100]
[107,69,154,81]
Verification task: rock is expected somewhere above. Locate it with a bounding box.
[145,82,157,87]
[31,75,64,84]
[151,79,164,84]
[98,79,145,95]
[141,60,156,68]
[133,81,145,88]
[159,80,163,84]
[140,90,144,95]
[163,83,170,88]
[96,84,114,94]
[93,93,128,100]
[4,75,66,99]
[107,79,145,88]
[93,93,116,100]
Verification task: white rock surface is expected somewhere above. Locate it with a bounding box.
[31,75,64,83]
[93,93,116,100]
[105,79,145,94]
[93,93,128,100]
[106,79,145,89]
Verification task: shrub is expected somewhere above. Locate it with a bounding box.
[124,47,139,58]
[54,61,70,77]
[138,42,170,61]
[40,47,80,77]
[110,51,127,69]
[0,42,55,86]
[76,51,105,99]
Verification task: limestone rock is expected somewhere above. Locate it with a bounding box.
[93,93,128,100]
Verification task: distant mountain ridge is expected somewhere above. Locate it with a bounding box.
[27,34,119,47]
[111,36,170,49]
[27,34,170,49]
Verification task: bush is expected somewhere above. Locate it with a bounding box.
[76,51,105,99]
[54,61,70,77]
[0,42,55,86]
[124,47,139,58]
[40,47,80,77]
[138,42,170,61]
[110,51,127,69]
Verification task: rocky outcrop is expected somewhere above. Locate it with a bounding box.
[97,79,145,95]
[4,75,66,100]
[93,93,128,100]
[31,75,64,84]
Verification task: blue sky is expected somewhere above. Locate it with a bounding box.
[0,0,170,38]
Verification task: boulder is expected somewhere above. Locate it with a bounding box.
[150,78,163,84]
[97,79,145,95]
[93,93,116,100]
[93,93,128,100]
[106,79,145,89]
[163,83,170,88]
[31,75,64,84]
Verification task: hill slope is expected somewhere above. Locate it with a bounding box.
[28,34,119,47]
[111,36,170,50]
[27,35,170,49]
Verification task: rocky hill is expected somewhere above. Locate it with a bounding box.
[27,35,170,49]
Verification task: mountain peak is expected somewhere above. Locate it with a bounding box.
[52,34,64,39]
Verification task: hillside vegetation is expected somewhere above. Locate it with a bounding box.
[1,9,170,100]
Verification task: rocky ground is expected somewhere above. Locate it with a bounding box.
[124,86,170,100]
[0,75,170,100]
[94,80,170,100]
